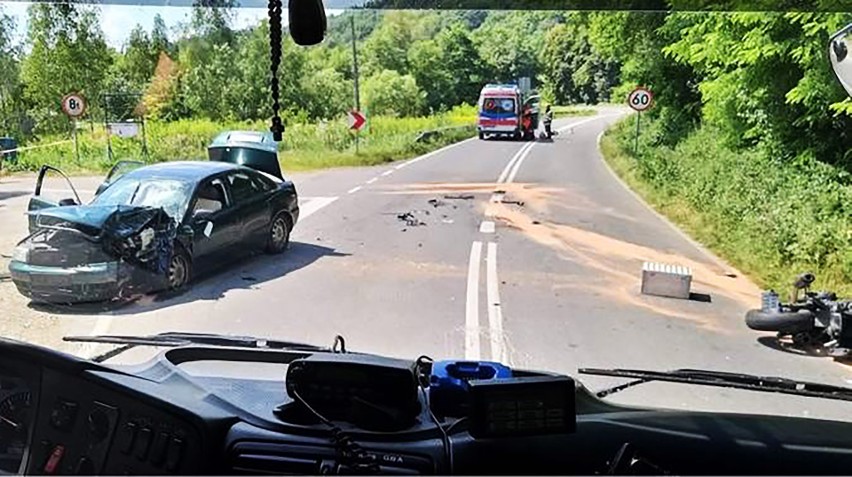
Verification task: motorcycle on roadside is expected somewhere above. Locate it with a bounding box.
[745,273,852,358]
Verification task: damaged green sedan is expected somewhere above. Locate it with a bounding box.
[9,134,300,304]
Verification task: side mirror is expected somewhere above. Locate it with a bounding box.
[58,198,79,207]
[829,23,852,98]
[288,0,326,46]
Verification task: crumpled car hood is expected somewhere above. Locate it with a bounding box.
[29,205,145,233]
[24,204,178,276]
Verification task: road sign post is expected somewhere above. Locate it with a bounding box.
[62,93,87,164]
[627,86,653,154]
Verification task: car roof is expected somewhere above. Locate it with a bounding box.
[123,161,242,182]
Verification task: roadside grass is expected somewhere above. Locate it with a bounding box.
[552,105,596,118]
[600,116,852,297]
[3,105,478,175]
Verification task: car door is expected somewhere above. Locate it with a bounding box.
[224,170,271,247]
[186,175,242,269]
[27,165,83,233]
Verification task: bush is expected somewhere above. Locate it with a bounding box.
[602,115,852,295]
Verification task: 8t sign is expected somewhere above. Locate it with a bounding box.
[627,87,653,112]
[61,94,87,118]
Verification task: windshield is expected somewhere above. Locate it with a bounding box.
[91,177,193,221]
[0,0,851,424]
[482,97,516,115]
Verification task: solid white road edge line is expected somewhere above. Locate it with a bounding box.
[486,243,506,364]
[347,185,362,194]
[466,241,483,360]
[298,197,339,221]
[405,136,478,167]
[381,170,393,177]
[365,177,378,184]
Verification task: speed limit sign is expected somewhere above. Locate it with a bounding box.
[61,93,87,118]
[627,87,653,112]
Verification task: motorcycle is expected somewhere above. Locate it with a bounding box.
[745,273,852,357]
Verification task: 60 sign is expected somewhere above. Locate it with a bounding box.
[627,87,653,112]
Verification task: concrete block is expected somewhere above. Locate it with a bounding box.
[641,262,692,299]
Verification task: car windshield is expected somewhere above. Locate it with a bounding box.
[90,177,193,221]
[0,0,851,424]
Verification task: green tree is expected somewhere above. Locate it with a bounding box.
[409,25,485,111]
[362,69,424,116]
[539,20,618,104]
[20,3,112,133]
[151,14,175,58]
[0,8,24,136]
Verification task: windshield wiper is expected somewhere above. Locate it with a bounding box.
[64,332,346,363]
[579,367,852,403]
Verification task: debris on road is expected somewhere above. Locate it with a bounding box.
[397,212,425,227]
[427,198,447,208]
[641,262,693,300]
[444,194,474,200]
[501,199,525,206]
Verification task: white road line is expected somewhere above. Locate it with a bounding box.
[557,113,621,133]
[486,243,506,364]
[365,177,378,184]
[394,163,408,170]
[299,196,338,220]
[465,241,483,360]
[347,185,362,194]
[381,170,393,177]
[505,142,536,184]
[496,142,534,184]
[479,221,495,234]
[406,136,478,167]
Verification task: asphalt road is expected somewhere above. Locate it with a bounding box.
[3,107,852,421]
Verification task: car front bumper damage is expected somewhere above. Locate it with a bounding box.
[9,260,123,303]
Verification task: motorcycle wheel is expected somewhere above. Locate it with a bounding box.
[745,308,814,333]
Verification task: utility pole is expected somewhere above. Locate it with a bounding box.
[350,15,361,154]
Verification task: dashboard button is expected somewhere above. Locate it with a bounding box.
[151,432,169,466]
[135,427,153,460]
[49,400,78,431]
[87,409,111,442]
[43,445,65,474]
[165,437,185,472]
[119,422,137,454]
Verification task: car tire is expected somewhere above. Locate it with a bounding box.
[166,246,191,291]
[266,212,291,254]
[478,132,485,140]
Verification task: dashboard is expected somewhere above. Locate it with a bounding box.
[5,337,852,475]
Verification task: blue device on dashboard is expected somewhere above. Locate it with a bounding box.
[429,360,512,417]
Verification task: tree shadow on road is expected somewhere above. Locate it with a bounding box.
[28,241,349,316]
[0,190,29,203]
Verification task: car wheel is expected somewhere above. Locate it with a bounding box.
[166,247,191,291]
[266,213,291,254]
[478,132,485,140]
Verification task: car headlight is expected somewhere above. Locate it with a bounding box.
[12,245,29,263]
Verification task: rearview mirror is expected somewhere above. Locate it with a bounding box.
[288,0,326,46]
[58,198,78,207]
[829,23,852,98]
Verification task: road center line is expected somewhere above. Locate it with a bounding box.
[465,241,483,360]
[298,196,338,220]
[347,185,362,194]
[486,242,506,364]
[505,142,536,184]
[365,177,378,184]
[496,142,534,184]
[381,170,393,177]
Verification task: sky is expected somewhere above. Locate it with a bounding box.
[1,2,343,50]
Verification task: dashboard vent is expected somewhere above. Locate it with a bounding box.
[228,441,431,475]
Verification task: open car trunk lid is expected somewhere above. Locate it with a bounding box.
[207,130,283,180]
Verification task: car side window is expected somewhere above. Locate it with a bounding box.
[191,177,229,216]
[227,171,263,204]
